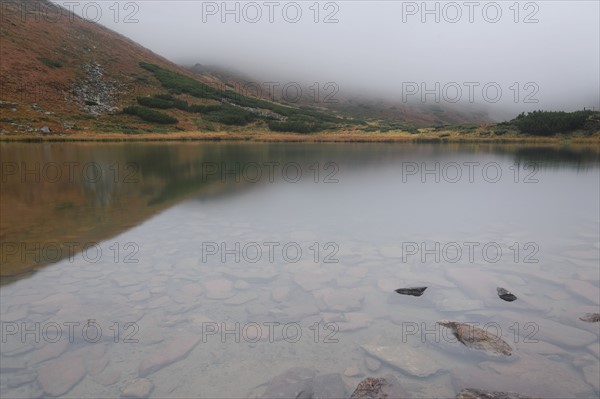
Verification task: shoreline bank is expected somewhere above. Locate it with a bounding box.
[1,131,599,144]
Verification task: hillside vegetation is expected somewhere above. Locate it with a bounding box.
[135,62,352,133]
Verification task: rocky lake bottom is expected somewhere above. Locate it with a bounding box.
[1,143,599,398]
[1,205,599,398]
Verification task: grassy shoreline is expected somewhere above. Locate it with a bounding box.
[1,130,599,144]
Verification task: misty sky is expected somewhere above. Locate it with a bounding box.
[55,1,599,119]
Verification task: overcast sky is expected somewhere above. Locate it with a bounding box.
[55,1,599,119]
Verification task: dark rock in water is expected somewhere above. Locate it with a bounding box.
[395,287,427,297]
[497,287,517,302]
[455,388,538,399]
[579,313,600,323]
[260,369,347,399]
[438,320,512,357]
[350,378,389,399]
[351,376,404,399]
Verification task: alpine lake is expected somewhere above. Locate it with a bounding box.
[1,142,599,398]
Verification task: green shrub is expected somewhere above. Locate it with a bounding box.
[204,105,256,125]
[140,62,220,100]
[40,57,62,68]
[154,94,177,101]
[137,95,189,111]
[137,96,174,109]
[123,106,178,124]
[268,116,324,133]
[187,104,223,113]
[512,110,593,135]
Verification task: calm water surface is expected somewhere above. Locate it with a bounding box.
[1,142,599,398]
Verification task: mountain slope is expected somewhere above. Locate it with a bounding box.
[0,0,263,134]
[0,0,486,136]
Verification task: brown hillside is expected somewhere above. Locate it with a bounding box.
[0,0,223,133]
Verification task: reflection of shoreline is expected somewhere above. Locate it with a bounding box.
[0,144,263,283]
[1,142,598,283]
[0,179,243,284]
[510,146,600,170]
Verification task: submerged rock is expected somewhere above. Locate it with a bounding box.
[30,340,70,364]
[497,287,517,302]
[204,278,234,299]
[437,320,512,357]
[0,358,27,372]
[260,369,347,399]
[581,361,600,392]
[37,355,86,396]
[436,297,484,312]
[498,311,597,347]
[225,291,258,305]
[317,288,365,312]
[271,286,291,302]
[93,370,121,386]
[344,366,363,378]
[350,376,404,399]
[455,388,537,399]
[121,378,154,398]
[475,355,593,397]
[365,357,381,372]
[579,313,600,323]
[337,312,371,332]
[361,345,442,377]
[138,335,200,377]
[1,340,34,357]
[6,371,36,388]
[261,366,315,391]
[564,279,600,304]
[395,287,427,297]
